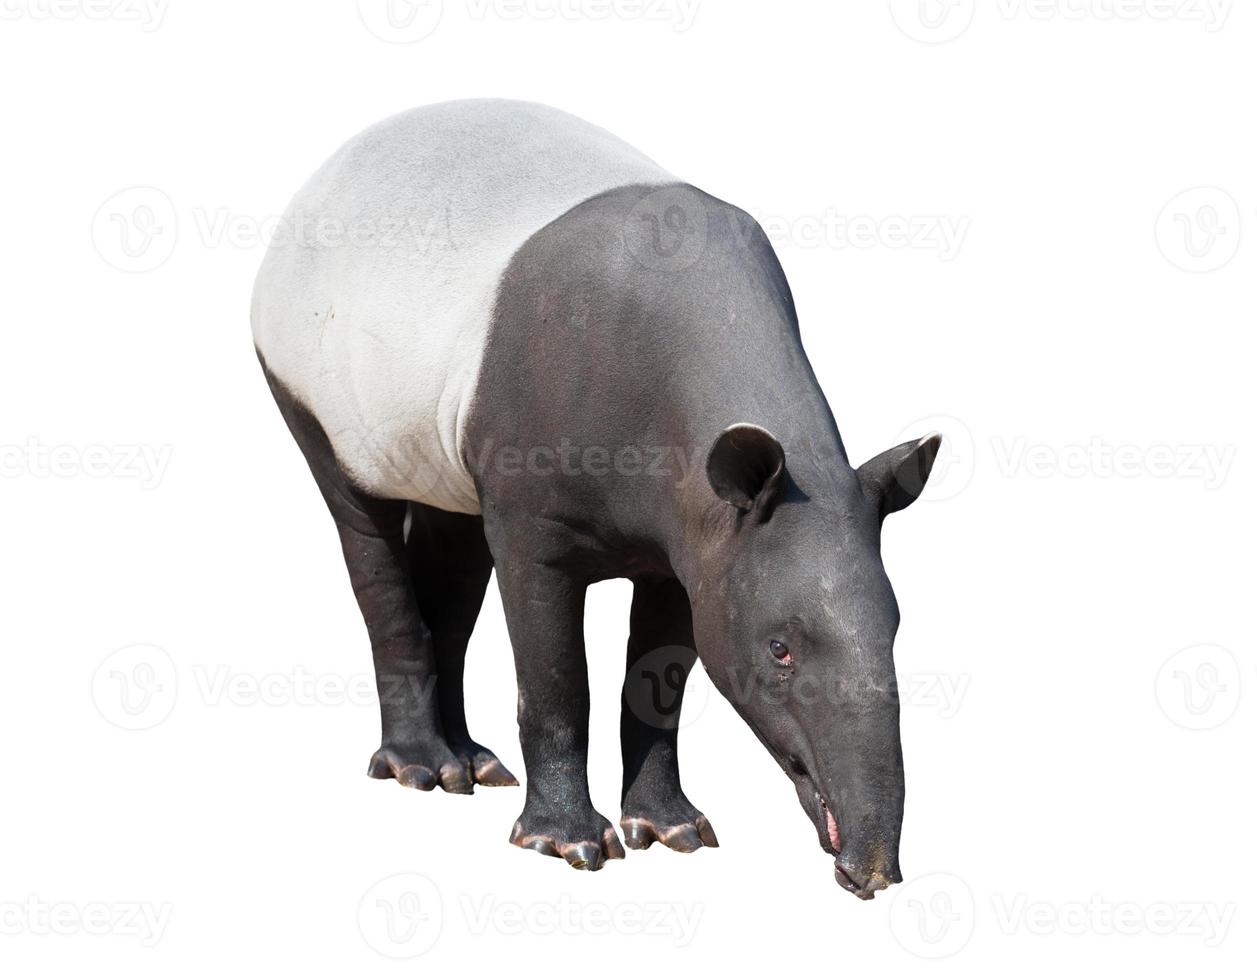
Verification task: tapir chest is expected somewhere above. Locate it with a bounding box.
[250,100,672,514]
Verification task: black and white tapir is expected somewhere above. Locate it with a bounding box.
[252,99,941,899]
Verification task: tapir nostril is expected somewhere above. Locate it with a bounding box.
[836,856,893,900]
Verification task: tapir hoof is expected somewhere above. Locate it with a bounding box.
[620,814,719,852]
[509,813,626,871]
[447,736,520,788]
[368,738,518,794]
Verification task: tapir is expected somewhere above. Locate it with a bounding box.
[252,99,941,899]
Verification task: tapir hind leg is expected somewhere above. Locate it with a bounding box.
[619,577,718,851]
[260,357,473,793]
[404,502,517,787]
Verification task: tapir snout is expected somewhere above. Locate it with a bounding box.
[794,710,906,901]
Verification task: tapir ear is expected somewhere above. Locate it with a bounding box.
[706,423,787,517]
[857,433,943,518]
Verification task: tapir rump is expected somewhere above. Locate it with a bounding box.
[252,99,942,899]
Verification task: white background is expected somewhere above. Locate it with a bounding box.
[1,0,1253,975]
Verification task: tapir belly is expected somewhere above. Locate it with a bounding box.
[251,99,672,514]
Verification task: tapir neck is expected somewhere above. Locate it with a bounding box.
[589,195,863,587]
[645,279,856,589]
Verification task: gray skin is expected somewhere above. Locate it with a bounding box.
[259,182,940,899]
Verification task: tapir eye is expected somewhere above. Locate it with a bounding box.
[769,639,792,666]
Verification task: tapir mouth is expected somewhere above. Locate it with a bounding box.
[809,784,894,901]
[814,790,842,855]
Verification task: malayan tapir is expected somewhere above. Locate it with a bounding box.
[252,99,941,899]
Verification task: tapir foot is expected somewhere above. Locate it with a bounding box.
[368,737,517,794]
[447,736,520,788]
[620,797,719,852]
[509,807,626,871]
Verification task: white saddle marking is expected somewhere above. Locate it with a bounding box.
[252,99,672,513]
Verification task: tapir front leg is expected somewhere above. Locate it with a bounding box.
[619,577,718,851]
[492,553,625,870]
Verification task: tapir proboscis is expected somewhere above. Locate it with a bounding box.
[252,99,942,898]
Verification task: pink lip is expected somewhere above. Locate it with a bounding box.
[815,792,841,852]
[825,805,842,852]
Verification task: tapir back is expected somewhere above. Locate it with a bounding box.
[251,99,672,513]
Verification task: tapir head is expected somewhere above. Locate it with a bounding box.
[689,423,941,899]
